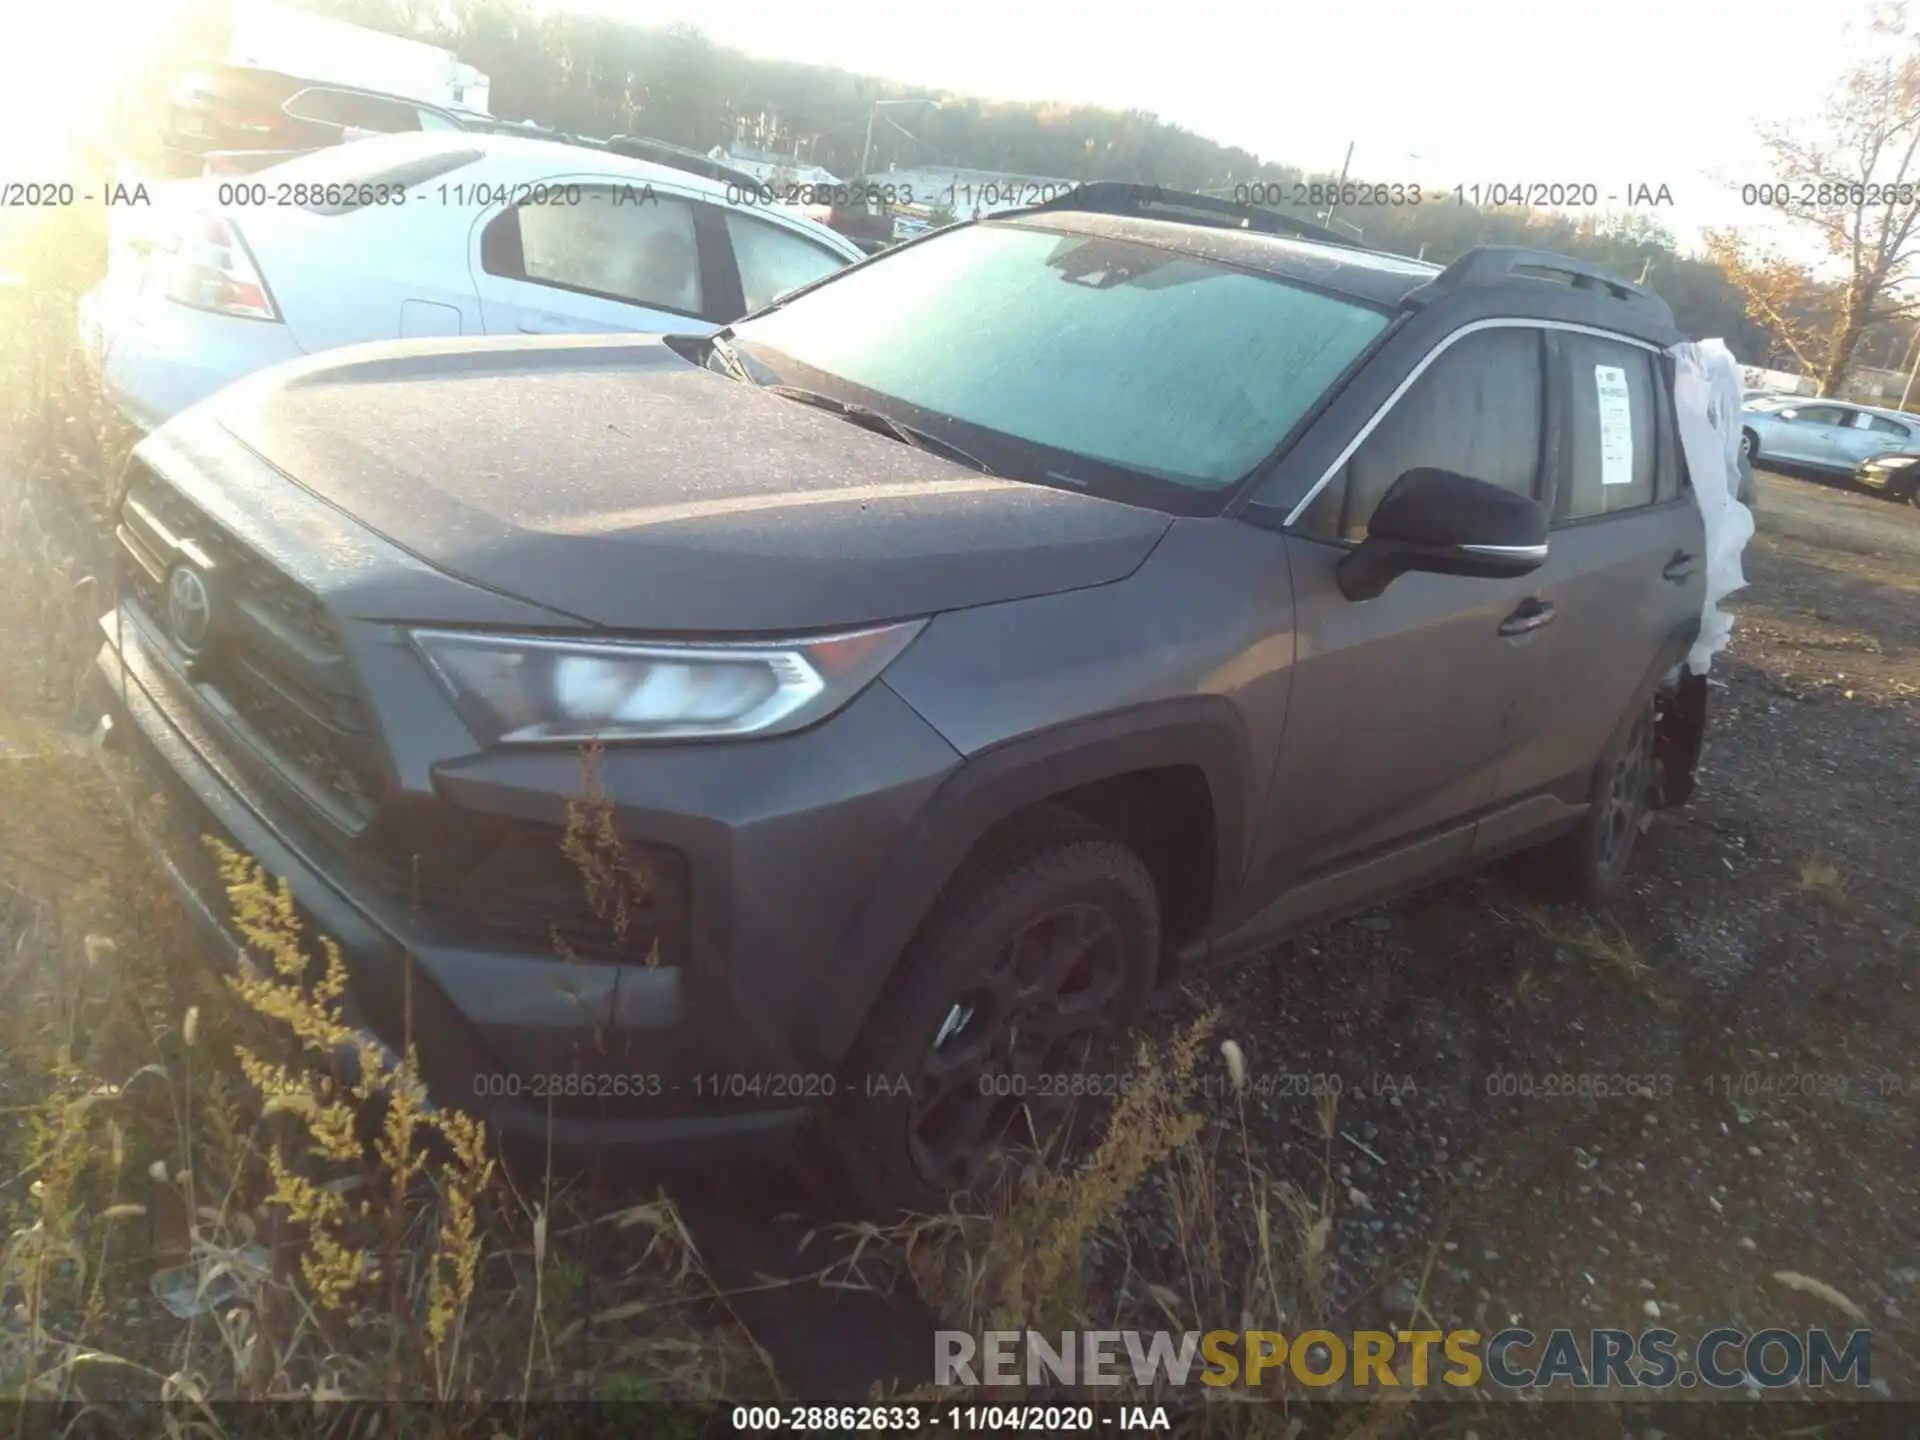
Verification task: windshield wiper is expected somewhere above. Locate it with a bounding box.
[708,332,755,385]
[762,384,998,476]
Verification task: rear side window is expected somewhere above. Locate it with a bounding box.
[1556,335,1658,521]
[724,212,848,312]
[1865,413,1911,436]
[483,188,706,315]
[1300,326,1545,543]
[284,87,423,133]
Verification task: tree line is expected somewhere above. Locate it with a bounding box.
[152,0,1920,381]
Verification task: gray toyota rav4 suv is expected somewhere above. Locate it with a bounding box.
[92,185,1712,1211]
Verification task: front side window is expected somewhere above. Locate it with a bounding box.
[1296,327,1545,543]
[1789,404,1850,426]
[484,188,705,314]
[725,212,848,312]
[728,221,1392,499]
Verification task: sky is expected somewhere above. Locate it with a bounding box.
[562,0,1887,262]
[0,0,1888,266]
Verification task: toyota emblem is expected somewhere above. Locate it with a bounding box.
[165,565,215,655]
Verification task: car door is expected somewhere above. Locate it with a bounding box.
[1474,329,1707,853]
[1245,325,1557,913]
[1768,402,1856,467]
[470,180,735,336]
[1839,409,1915,464]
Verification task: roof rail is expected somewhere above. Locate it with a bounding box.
[1016,180,1365,249]
[1404,245,1673,323]
[600,134,761,188]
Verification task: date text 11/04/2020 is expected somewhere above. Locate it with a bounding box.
[468,1071,912,1103]
[465,1069,1413,1105]
[1228,181,1675,209]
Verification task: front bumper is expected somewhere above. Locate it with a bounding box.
[1855,460,1918,496]
[90,601,960,1163]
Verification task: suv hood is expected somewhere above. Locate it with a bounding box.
[210,334,1173,632]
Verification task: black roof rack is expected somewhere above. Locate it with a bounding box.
[600,135,761,189]
[1015,180,1365,249]
[1404,246,1674,323]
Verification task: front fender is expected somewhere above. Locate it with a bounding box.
[806,693,1254,1064]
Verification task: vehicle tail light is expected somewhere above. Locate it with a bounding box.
[163,216,279,321]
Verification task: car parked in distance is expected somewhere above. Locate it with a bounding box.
[161,61,474,178]
[1854,449,1920,506]
[90,187,1716,1212]
[77,131,864,430]
[1740,396,1919,479]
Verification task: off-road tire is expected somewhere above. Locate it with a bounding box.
[829,806,1159,1219]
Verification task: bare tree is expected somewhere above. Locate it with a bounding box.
[1719,20,1920,396]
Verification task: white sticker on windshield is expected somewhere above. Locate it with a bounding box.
[1595,364,1634,486]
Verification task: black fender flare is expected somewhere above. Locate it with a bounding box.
[805,694,1255,1065]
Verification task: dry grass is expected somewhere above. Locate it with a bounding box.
[1515,904,1660,993]
[1795,852,1848,906]
[0,207,775,1414]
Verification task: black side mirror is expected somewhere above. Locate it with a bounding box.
[1336,467,1548,602]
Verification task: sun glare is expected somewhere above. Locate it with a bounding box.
[0,0,205,174]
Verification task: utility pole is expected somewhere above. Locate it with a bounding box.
[1899,323,1920,411]
[859,106,878,180]
[859,97,940,179]
[1895,322,1920,408]
[1636,255,1653,285]
[1322,140,1356,230]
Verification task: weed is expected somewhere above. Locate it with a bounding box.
[1796,853,1847,905]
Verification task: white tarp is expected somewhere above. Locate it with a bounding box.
[1669,339,1755,674]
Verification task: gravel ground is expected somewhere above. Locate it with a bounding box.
[1111,514,1920,1401]
[1753,466,1920,561]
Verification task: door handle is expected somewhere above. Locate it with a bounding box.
[1662,550,1698,583]
[1498,598,1556,637]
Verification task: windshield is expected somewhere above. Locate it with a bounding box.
[728,222,1392,496]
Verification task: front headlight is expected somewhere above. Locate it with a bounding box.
[410,621,926,745]
[1873,454,1918,469]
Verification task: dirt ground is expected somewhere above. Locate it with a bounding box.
[5,435,1916,1415]
[1103,476,1920,1402]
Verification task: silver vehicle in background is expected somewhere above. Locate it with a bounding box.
[1740,397,1919,477]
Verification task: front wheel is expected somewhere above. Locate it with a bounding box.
[832,808,1159,1217]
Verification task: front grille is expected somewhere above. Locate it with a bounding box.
[350,813,691,965]
[116,460,386,830]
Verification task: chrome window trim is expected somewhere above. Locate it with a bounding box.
[1459,542,1549,559]
[1280,316,1665,529]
